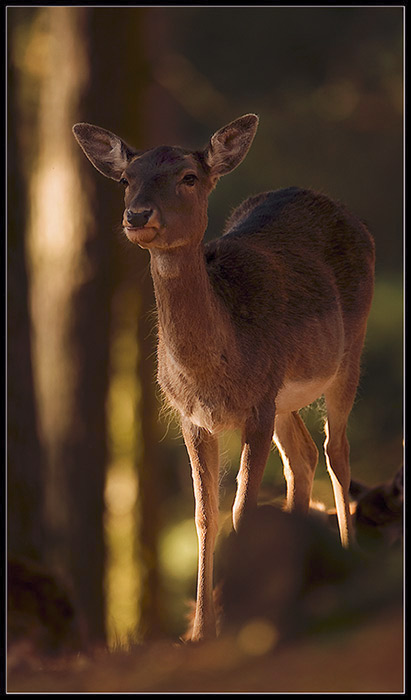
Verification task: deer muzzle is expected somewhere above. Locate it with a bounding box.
[126,208,153,228]
[123,207,160,247]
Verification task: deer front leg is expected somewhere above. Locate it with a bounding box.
[181,419,220,642]
[232,404,276,532]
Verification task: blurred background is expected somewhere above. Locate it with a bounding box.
[7,6,403,648]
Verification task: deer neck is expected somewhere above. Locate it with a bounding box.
[150,245,232,375]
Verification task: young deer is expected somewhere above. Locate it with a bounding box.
[73,114,375,641]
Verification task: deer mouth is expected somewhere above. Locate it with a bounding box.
[123,225,159,247]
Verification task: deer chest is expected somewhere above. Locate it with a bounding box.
[157,349,246,434]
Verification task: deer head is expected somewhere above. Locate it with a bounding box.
[72,115,259,250]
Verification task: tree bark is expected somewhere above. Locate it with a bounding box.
[82,7,167,640]
[24,7,110,643]
[7,7,45,563]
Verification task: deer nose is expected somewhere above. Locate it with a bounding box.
[126,209,153,228]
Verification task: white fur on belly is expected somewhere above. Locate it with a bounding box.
[275,374,336,413]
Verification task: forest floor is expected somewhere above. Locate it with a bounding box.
[7,603,403,694]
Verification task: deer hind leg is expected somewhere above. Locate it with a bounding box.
[323,341,365,548]
[181,419,220,642]
[232,403,276,532]
[274,411,319,513]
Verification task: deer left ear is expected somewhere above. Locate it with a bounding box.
[204,114,259,177]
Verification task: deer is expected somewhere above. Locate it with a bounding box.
[350,465,404,550]
[72,114,375,642]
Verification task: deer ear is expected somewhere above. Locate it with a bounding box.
[72,123,137,180]
[204,114,259,177]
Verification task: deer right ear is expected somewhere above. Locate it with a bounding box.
[72,123,137,180]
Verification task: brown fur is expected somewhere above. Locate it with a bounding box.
[73,114,375,641]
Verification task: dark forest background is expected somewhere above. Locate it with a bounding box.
[7,6,403,647]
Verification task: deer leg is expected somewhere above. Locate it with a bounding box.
[323,342,364,548]
[323,411,353,548]
[274,411,319,513]
[232,404,276,532]
[181,419,220,641]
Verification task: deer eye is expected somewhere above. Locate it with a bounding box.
[120,177,129,187]
[181,173,198,186]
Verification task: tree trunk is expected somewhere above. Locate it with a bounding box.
[80,7,168,640]
[7,7,45,563]
[11,6,170,646]
[25,7,110,644]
